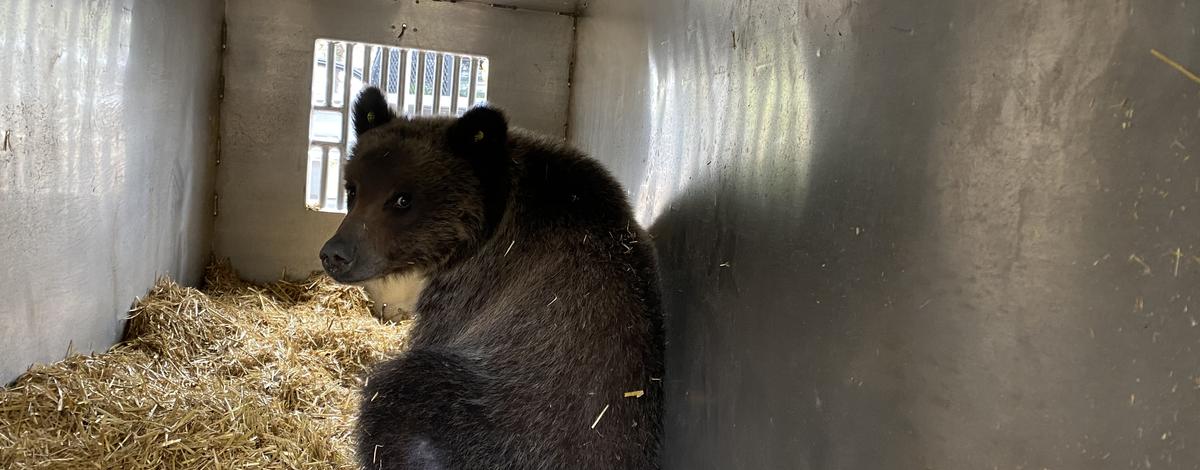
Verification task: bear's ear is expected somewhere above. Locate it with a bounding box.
[352,87,394,137]
[447,106,508,157]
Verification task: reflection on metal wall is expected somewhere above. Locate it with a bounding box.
[217,0,574,282]
[571,0,1200,468]
[0,0,222,383]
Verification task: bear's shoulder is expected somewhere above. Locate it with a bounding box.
[506,130,633,230]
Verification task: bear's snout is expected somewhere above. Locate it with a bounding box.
[319,238,354,278]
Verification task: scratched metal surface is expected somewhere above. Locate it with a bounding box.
[571,1,1200,468]
[217,0,574,282]
[482,0,581,14]
[0,0,222,383]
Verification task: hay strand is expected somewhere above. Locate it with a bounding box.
[1151,48,1200,86]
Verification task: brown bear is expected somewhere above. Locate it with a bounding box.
[319,87,664,470]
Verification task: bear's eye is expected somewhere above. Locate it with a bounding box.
[345,184,357,202]
[392,192,412,210]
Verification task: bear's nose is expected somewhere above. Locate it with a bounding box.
[320,239,353,275]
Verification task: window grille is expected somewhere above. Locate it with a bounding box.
[305,39,490,212]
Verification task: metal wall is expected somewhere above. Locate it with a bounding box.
[217,0,575,282]
[492,0,580,14]
[0,0,223,383]
[570,1,1200,468]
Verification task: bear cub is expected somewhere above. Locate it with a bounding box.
[319,87,665,470]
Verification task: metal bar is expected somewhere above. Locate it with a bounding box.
[380,46,390,97]
[451,56,463,114]
[342,45,355,108]
[337,44,354,211]
[320,42,336,209]
[362,44,373,86]
[396,48,408,113]
[414,51,426,115]
[318,146,330,211]
[336,150,347,210]
[433,53,444,114]
[341,44,355,114]
[324,41,335,107]
[467,57,478,108]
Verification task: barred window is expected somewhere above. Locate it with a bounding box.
[305,39,489,212]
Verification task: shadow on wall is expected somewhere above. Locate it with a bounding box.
[634,0,1200,468]
[636,1,968,468]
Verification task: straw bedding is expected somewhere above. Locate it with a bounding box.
[0,263,410,469]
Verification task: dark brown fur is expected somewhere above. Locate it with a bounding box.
[320,88,664,469]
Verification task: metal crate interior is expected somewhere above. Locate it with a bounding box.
[2,0,1200,468]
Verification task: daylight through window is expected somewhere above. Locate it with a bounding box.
[305,39,490,212]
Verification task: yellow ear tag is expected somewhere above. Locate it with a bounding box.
[367,111,376,124]
[473,131,485,142]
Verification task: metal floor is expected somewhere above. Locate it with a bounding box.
[569,1,1200,468]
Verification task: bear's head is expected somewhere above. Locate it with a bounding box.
[319,86,509,284]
